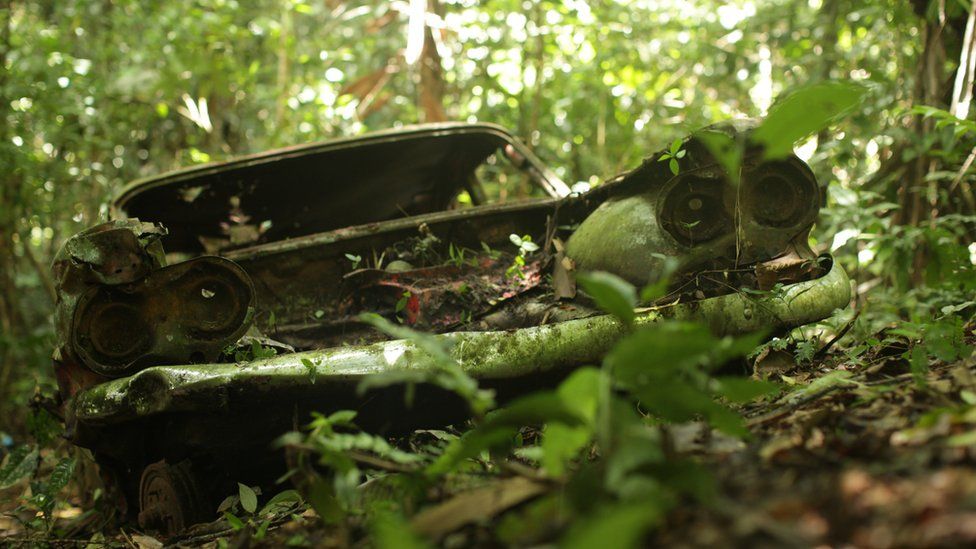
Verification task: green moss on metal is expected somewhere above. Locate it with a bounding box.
[73,260,850,423]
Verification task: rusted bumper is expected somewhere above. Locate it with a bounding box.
[71,258,850,425]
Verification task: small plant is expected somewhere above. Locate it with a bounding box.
[506,234,540,279]
[480,241,501,260]
[345,253,362,270]
[231,340,278,362]
[395,290,412,323]
[658,138,687,175]
[301,357,319,384]
[447,243,469,267]
[219,483,305,542]
[0,402,81,538]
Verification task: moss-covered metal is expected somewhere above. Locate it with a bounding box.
[71,258,850,424]
[565,124,822,286]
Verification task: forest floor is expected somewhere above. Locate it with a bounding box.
[4,331,976,548]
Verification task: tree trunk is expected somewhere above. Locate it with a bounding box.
[418,0,446,122]
[891,14,947,282]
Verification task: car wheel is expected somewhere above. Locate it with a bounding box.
[137,459,211,535]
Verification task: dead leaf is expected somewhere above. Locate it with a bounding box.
[755,251,819,290]
[411,477,547,539]
[754,347,796,377]
[131,534,164,549]
[551,238,576,299]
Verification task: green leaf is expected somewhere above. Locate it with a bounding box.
[634,380,722,423]
[542,424,591,477]
[307,479,345,524]
[790,370,860,399]
[753,81,868,159]
[561,502,663,549]
[694,129,743,185]
[644,459,716,502]
[668,158,679,175]
[604,432,665,493]
[239,483,258,514]
[224,511,245,530]
[479,392,584,433]
[255,518,271,540]
[427,428,516,476]
[46,457,76,496]
[605,322,715,385]
[259,489,303,517]
[327,410,359,426]
[947,430,976,447]
[908,345,929,386]
[639,255,680,303]
[576,271,637,325]
[670,138,682,154]
[428,392,585,475]
[711,331,769,367]
[358,313,454,365]
[301,358,317,384]
[0,445,39,489]
[541,368,603,475]
[395,290,412,313]
[370,508,432,549]
[713,377,780,403]
[556,367,603,422]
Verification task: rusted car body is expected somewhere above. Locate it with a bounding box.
[52,122,850,532]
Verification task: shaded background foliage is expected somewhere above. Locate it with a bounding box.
[0,0,974,434]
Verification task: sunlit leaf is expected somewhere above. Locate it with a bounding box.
[541,368,602,475]
[605,322,715,383]
[577,271,637,325]
[753,81,868,159]
[694,129,743,185]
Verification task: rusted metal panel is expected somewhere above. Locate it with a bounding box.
[53,220,255,389]
[113,123,569,254]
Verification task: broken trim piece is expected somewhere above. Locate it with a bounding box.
[72,258,850,423]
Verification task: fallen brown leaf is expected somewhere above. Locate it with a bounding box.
[411,477,548,540]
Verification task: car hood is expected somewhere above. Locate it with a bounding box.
[114,123,566,255]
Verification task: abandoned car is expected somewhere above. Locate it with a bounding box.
[51,122,850,533]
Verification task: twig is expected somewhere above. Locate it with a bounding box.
[499,460,550,482]
[0,538,115,548]
[118,528,139,549]
[746,386,842,427]
[813,309,861,360]
[346,450,421,473]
